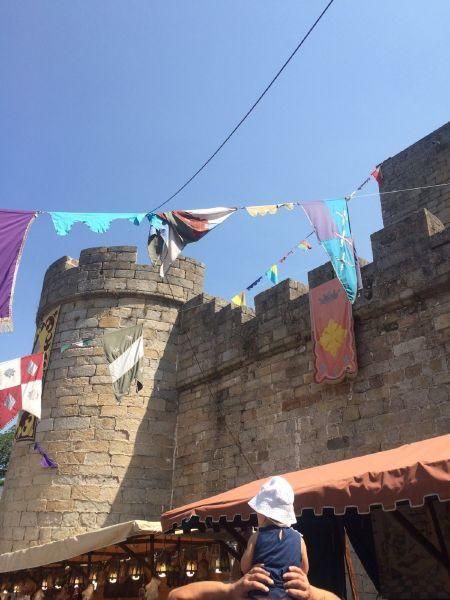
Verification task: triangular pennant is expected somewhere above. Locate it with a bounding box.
[231,292,246,307]
[298,240,312,251]
[265,265,278,285]
[371,166,382,184]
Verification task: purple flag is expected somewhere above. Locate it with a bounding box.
[34,442,57,469]
[301,201,340,241]
[302,199,361,304]
[0,210,37,332]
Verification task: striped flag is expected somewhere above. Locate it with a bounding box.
[265,264,278,284]
[61,338,93,353]
[298,240,312,251]
[148,207,237,277]
[103,325,144,401]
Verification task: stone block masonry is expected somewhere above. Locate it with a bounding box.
[379,121,450,227]
[173,207,450,505]
[0,249,205,552]
[171,122,450,506]
[0,122,448,578]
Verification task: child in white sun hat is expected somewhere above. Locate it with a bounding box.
[241,476,309,599]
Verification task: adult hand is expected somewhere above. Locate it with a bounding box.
[230,565,274,599]
[284,567,341,600]
[283,566,311,599]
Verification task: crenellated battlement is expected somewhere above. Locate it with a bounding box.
[176,207,449,394]
[0,123,449,555]
[38,246,205,322]
[380,121,450,227]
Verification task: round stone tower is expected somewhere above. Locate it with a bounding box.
[0,246,204,552]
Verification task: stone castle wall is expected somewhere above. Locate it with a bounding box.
[173,208,450,505]
[0,248,204,552]
[380,122,450,227]
[172,122,450,505]
[0,122,448,562]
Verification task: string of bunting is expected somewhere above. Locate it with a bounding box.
[230,167,383,306]
[2,167,449,333]
[231,233,314,307]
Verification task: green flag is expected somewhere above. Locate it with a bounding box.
[60,337,93,353]
[103,325,144,401]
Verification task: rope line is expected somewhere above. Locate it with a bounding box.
[149,0,336,213]
[355,181,450,199]
[166,279,259,479]
[30,180,450,215]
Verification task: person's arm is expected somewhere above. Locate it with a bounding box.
[168,565,340,600]
[283,566,341,600]
[301,537,309,574]
[240,531,258,574]
[167,581,231,600]
[167,565,273,600]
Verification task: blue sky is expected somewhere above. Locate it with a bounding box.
[1,1,449,362]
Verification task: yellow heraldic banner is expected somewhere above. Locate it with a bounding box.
[15,305,60,442]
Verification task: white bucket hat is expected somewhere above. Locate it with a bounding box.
[248,476,297,527]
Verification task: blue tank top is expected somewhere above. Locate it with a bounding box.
[248,525,302,599]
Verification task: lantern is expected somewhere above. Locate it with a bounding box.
[156,557,167,578]
[185,558,196,578]
[107,561,120,584]
[184,545,197,579]
[90,572,98,591]
[213,545,230,574]
[156,550,170,578]
[128,560,142,582]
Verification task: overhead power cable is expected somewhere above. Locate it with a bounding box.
[150,0,336,213]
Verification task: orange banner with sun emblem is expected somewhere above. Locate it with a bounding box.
[309,278,357,383]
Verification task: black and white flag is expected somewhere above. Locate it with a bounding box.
[103,325,144,401]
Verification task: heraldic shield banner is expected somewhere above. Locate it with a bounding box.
[15,305,60,442]
[309,279,358,384]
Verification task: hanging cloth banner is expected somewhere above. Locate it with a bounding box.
[302,199,362,304]
[309,279,358,384]
[33,305,60,373]
[371,166,383,184]
[246,276,263,291]
[265,264,279,285]
[15,305,60,443]
[61,337,93,353]
[0,352,43,431]
[49,212,146,236]
[279,250,294,264]
[148,207,237,277]
[231,291,246,307]
[34,442,57,469]
[245,203,294,217]
[0,209,38,333]
[104,325,144,402]
[16,305,60,442]
[298,239,312,251]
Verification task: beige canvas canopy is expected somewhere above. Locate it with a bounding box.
[0,520,161,573]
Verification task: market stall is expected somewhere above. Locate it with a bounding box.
[0,520,238,600]
[161,434,450,599]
